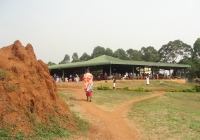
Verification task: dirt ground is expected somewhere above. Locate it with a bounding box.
[58,80,173,140]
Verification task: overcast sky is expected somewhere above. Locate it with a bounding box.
[0,0,200,64]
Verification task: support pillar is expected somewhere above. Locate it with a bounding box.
[62,69,65,81]
[152,67,154,80]
[184,68,186,83]
[139,67,141,79]
[109,64,112,76]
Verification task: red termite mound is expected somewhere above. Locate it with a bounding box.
[0,40,75,134]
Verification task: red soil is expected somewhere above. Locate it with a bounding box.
[57,81,168,140]
[0,40,75,134]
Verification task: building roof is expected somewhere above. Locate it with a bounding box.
[48,55,191,70]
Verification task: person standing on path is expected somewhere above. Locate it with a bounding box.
[83,69,93,102]
[146,73,150,85]
[113,79,116,89]
[104,71,108,82]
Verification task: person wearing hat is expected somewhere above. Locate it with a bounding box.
[83,69,93,102]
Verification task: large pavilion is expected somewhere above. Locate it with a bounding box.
[48,55,191,81]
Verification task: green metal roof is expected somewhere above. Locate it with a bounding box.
[48,55,191,70]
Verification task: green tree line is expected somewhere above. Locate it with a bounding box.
[48,38,200,80]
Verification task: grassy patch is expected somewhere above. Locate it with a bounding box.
[0,114,73,140]
[58,90,90,136]
[58,90,76,107]
[72,112,90,132]
[127,92,200,140]
[94,80,194,92]
[0,89,89,140]
[35,115,72,139]
[96,85,111,90]
[0,127,30,140]
[92,90,152,110]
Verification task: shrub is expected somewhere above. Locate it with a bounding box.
[194,85,200,92]
[97,85,111,90]
[134,87,144,92]
[166,88,196,92]
[123,87,130,91]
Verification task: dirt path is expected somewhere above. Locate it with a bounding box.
[58,85,167,140]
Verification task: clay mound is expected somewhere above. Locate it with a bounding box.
[0,40,75,134]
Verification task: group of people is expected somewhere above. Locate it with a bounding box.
[55,70,150,103]
[54,74,80,83]
[65,74,80,82]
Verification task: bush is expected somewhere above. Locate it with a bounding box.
[194,85,200,92]
[97,85,111,90]
[123,87,130,91]
[134,87,144,92]
[166,88,197,92]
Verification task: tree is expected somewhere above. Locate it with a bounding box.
[105,48,113,56]
[113,48,128,60]
[58,60,67,64]
[193,38,200,58]
[91,46,105,58]
[179,58,200,80]
[181,38,200,80]
[80,52,91,61]
[47,61,57,66]
[63,54,70,63]
[141,46,159,62]
[71,52,80,63]
[126,49,142,61]
[158,40,192,63]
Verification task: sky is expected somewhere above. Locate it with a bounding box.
[0,0,200,64]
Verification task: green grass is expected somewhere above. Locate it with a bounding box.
[0,115,73,140]
[127,92,200,140]
[92,90,153,110]
[93,80,194,91]
[58,90,90,137]
[58,90,76,108]
[92,81,200,139]
[0,127,29,140]
[58,90,90,129]
[34,114,72,139]
[72,112,90,132]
